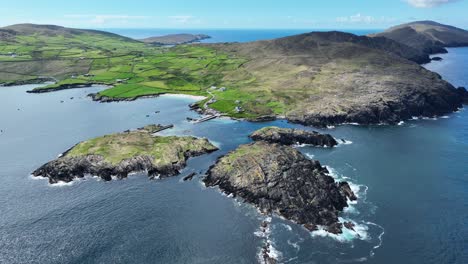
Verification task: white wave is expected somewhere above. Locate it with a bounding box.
[254,230,266,238]
[327,125,336,129]
[326,166,367,201]
[422,116,438,120]
[281,223,293,231]
[344,204,359,215]
[398,121,405,126]
[364,221,385,256]
[344,122,360,126]
[50,180,75,187]
[411,116,420,120]
[310,218,369,243]
[287,239,301,251]
[305,153,315,159]
[30,174,47,180]
[266,241,282,261]
[338,139,353,145]
[440,115,450,119]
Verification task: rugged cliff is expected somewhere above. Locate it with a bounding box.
[204,142,356,234]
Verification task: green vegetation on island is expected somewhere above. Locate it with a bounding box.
[32,125,218,183]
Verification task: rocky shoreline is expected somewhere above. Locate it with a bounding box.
[250,126,338,147]
[88,92,163,103]
[204,141,357,234]
[22,80,468,128]
[32,125,218,184]
[286,85,468,127]
[26,82,106,93]
[0,77,56,87]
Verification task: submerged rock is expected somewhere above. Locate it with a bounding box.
[32,125,218,184]
[204,142,356,234]
[250,126,338,147]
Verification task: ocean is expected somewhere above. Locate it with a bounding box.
[0,30,466,264]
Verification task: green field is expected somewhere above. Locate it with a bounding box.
[0,25,262,118]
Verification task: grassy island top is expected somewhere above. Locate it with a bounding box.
[65,125,218,166]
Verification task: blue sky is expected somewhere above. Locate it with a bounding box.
[1,0,467,29]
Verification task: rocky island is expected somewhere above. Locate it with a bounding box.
[250,126,338,147]
[204,141,357,234]
[32,125,218,184]
[140,33,211,45]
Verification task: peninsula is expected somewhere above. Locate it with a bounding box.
[140,33,211,45]
[1,22,467,127]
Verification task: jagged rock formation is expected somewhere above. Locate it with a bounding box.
[32,125,218,184]
[204,142,357,234]
[250,126,338,147]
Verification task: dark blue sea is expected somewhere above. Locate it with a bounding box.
[0,30,466,264]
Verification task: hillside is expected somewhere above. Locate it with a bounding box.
[0,24,466,126]
[209,31,465,126]
[141,33,211,45]
[371,21,468,54]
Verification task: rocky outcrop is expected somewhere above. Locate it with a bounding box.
[250,126,338,147]
[32,125,218,184]
[204,142,356,234]
[285,80,464,127]
[457,87,468,104]
[0,77,56,87]
[27,82,101,93]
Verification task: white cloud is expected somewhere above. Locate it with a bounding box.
[405,0,460,8]
[64,14,150,25]
[336,13,397,24]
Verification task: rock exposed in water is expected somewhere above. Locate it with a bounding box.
[250,126,338,147]
[204,142,356,234]
[32,125,218,184]
[183,172,197,181]
[457,87,468,104]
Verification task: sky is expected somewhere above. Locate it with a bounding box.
[0,0,467,29]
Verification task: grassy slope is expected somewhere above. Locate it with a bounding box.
[0,25,256,117]
[0,25,460,123]
[66,128,217,166]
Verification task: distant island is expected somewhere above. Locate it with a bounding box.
[371,20,468,56]
[140,33,211,45]
[0,21,467,127]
